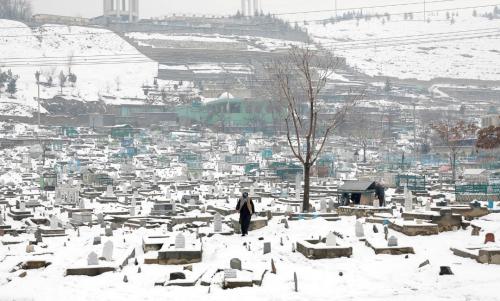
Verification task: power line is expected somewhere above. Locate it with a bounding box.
[274,0,460,16]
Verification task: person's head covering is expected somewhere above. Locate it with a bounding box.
[243,192,248,198]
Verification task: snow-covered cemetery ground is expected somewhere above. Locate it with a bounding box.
[0,0,499,300]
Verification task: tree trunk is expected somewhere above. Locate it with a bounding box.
[303,163,311,213]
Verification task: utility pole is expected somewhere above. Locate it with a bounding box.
[335,0,338,18]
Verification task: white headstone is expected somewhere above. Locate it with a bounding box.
[87,251,98,265]
[328,198,334,211]
[372,198,380,208]
[102,241,114,261]
[404,184,412,212]
[19,201,26,211]
[50,216,58,230]
[355,220,365,238]
[0,212,4,225]
[320,200,327,213]
[326,232,337,246]
[213,213,222,232]
[175,233,185,249]
[105,185,114,197]
[130,205,135,216]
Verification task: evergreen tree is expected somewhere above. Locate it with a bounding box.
[7,78,17,96]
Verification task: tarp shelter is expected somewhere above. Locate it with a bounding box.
[338,180,377,206]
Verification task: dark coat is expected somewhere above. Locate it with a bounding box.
[236,197,255,217]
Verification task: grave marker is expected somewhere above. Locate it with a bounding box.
[213,213,222,232]
[263,242,271,254]
[102,241,113,261]
[326,232,336,246]
[388,236,398,247]
[175,233,186,249]
[230,258,242,270]
[87,252,98,265]
[355,220,365,238]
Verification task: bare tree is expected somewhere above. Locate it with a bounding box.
[266,46,358,212]
[476,126,500,150]
[431,120,478,183]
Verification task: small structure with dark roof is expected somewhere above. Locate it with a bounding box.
[338,180,384,206]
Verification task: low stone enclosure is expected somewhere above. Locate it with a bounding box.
[365,238,415,255]
[337,206,393,218]
[451,247,500,265]
[296,239,352,259]
[230,216,268,234]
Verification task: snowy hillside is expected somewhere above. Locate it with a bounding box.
[0,19,157,117]
[298,1,500,81]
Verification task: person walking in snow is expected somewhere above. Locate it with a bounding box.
[236,191,255,236]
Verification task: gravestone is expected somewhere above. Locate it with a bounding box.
[130,205,135,217]
[213,213,222,232]
[175,233,186,249]
[19,201,26,211]
[230,258,242,270]
[326,232,337,246]
[387,235,398,247]
[485,233,495,244]
[328,198,334,212]
[224,269,237,279]
[355,221,365,238]
[372,198,379,208]
[105,227,113,237]
[384,226,389,240]
[93,236,101,245]
[0,212,3,225]
[97,213,104,225]
[320,200,327,213]
[35,229,43,243]
[102,241,114,261]
[50,216,58,230]
[404,185,413,212]
[263,242,271,254]
[87,252,98,265]
[373,225,379,233]
[26,244,35,253]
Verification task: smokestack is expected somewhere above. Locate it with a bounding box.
[247,0,252,17]
[241,0,246,16]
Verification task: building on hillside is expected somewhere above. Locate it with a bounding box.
[32,14,90,25]
[176,94,283,133]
